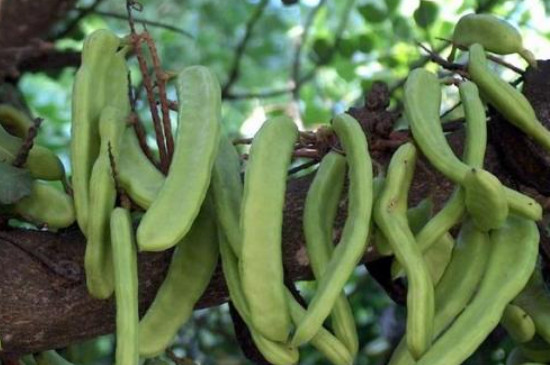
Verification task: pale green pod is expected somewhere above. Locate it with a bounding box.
[451,13,536,66]
[501,304,536,344]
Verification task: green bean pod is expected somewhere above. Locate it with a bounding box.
[239,115,297,342]
[35,351,74,365]
[514,266,550,344]
[501,304,536,344]
[117,128,164,209]
[70,29,122,234]
[137,65,221,252]
[405,68,469,183]
[286,290,353,365]
[84,106,128,299]
[292,113,372,347]
[0,123,65,181]
[451,13,536,66]
[138,198,220,358]
[211,133,244,256]
[416,215,540,365]
[303,151,358,356]
[374,142,434,359]
[219,232,300,365]
[389,219,492,365]
[468,43,550,151]
[110,207,138,365]
[14,181,75,229]
[0,104,34,138]
[460,80,487,168]
[463,168,509,231]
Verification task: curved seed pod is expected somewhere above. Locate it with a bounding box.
[14,181,75,229]
[373,142,434,359]
[501,304,536,344]
[405,68,469,183]
[468,44,550,151]
[239,115,298,342]
[211,133,244,256]
[0,124,65,181]
[84,107,128,299]
[460,81,487,168]
[389,219,492,365]
[463,168,509,231]
[0,104,34,138]
[514,266,550,345]
[20,354,37,365]
[117,128,164,209]
[110,207,139,365]
[416,215,539,365]
[137,65,221,251]
[35,351,74,365]
[71,29,121,234]
[286,291,353,365]
[451,13,536,67]
[219,233,300,365]
[303,151,358,356]
[138,199,219,357]
[292,113,372,347]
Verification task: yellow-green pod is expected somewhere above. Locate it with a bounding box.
[70,29,123,234]
[463,168,509,231]
[239,116,297,342]
[468,44,550,152]
[0,104,34,138]
[137,65,221,252]
[110,207,139,365]
[416,215,540,365]
[138,199,220,357]
[14,181,75,229]
[501,304,536,344]
[84,106,128,299]
[451,13,536,67]
[0,124,65,181]
[519,336,550,363]
[117,128,164,209]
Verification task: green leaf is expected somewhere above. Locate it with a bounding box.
[358,3,388,24]
[385,0,401,13]
[357,33,376,53]
[393,16,412,40]
[338,37,358,58]
[0,162,32,204]
[312,37,333,63]
[413,0,439,29]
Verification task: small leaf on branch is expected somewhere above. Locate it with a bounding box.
[0,162,33,204]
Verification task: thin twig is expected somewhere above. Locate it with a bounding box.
[89,9,194,38]
[107,142,131,209]
[13,118,42,168]
[51,0,106,40]
[288,159,318,175]
[291,0,327,93]
[142,32,174,162]
[126,1,168,173]
[221,0,270,96]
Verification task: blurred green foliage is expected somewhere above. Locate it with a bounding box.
[14,0,550,363]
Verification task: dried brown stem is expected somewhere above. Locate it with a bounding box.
[12,117,42,168]
[142,32,174,162]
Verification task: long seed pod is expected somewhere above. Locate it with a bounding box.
[292,113,372,347]
[373,143,434,359]
[239,116,298,342]
[137,65,221,252]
